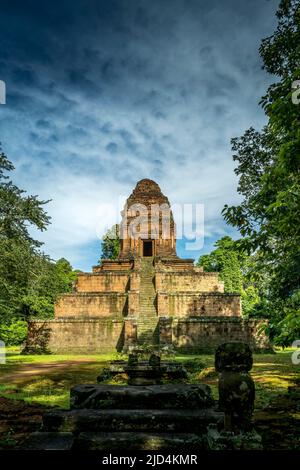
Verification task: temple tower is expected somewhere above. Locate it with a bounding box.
[119,179,176,259]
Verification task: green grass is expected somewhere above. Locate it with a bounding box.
[0,347,120,407]
[0,347,299,409]
[4,346,120,363]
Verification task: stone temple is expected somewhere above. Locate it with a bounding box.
[26,179,269,353]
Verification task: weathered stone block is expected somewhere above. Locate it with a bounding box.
[218,371,255,418]
[215,342,253,372]
[42,408,223,433]
[216,342,256,431]
[70,384,214,410]
[19,432,74,450]
[207,424,263,450]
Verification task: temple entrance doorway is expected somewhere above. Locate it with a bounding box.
[143,240,153,257]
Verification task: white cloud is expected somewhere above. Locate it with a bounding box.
[1,0,278,270]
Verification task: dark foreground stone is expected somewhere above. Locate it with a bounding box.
[207,424,263,450]
[75,432,204,450]
[43,408,223,433]
[19,432,74,450]
[70,384,213,410]
[215,342,253,372]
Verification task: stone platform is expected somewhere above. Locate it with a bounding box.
[70,383,214,409]
[97,358,188,385]
[20,383,223,450]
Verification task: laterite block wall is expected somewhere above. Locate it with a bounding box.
[54,293,127,318]
[25,319,124,353]
[157,292,241,317]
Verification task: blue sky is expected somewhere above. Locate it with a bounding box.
[0,0,279,270]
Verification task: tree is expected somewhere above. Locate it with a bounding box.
[197,237,243,293]
[22,256,78,319]
[197,236,262,317]
[222,0,300,344]
[0,147,77,344]
[0,147,51,325]
[0,148,50,245]
[101,224,120,260]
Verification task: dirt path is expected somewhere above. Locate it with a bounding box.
[0,359,100,383]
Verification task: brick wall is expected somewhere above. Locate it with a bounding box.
[159,317,271,352]
[128,291,139,316]
[93,260,133,272]
[25,316,271,353]
[26,319,124,353]
[55,293,127,318]
[157,292,241,317]
[155,272,224,293]
[76,273,129,292]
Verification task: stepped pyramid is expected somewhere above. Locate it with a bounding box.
[25,179,270,354]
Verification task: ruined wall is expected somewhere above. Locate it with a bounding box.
[157,292,241,317]
[76,273,129,293]
[155,259,195,272]
[156,272,224,293]
[93,260,133,272]
[25,316,270,354]
[159,317,271,353]
[25,319,124,353]
[55,293,127,318]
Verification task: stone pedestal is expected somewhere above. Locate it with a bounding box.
[216,342,255,431]
[210,341,263,449]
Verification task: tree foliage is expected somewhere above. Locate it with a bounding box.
[0,150,50,245]
[197,237,243,293]
[197,236,262,318]
[222,0,300,345]
[0,147,77,344]
[101,224,120,260]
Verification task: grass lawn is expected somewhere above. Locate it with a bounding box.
[0,347,298,409]
[0,347,121,407]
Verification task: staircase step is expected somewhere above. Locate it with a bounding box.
[42,408,222,433]
[19,432,74,450]
[74,432,205,450]
[138,257,157,340]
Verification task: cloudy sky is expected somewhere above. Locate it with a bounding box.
[0,0,278,270]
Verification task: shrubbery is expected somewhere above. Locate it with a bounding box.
[0,320,28,346]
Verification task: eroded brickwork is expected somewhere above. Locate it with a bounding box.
[55,293,127,318]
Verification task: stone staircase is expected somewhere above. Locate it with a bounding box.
[137,257,158,345]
